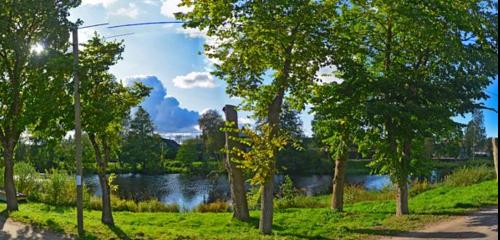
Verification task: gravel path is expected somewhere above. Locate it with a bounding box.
[381,206,498,240]
[0,216,71,240]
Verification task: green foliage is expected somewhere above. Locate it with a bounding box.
[88,195,180,213]
[198,109,225,161]
[14,162,40,196]
[120,107,163,172]
[463,109,488,157]
[278,176,298,200]
[444,165,495,187]
[226,123,290,185]
[175,138,203,165]
[41,169,78,206]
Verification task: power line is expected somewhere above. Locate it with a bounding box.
[108,21,183,29]
[105,33,135,39]
[79,22,109,29]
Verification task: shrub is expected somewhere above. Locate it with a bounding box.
[410,179,433,197]
[40,169,77,206]
[247,187,261,210]
[14,162,40,196]
[444,165,495,187]
[195,200,230,213]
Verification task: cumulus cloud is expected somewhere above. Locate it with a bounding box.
[125,76,200,133]
[111,3,140,18]
[173,72,217,89]
[81,0,117,7]
[160,0,191,18]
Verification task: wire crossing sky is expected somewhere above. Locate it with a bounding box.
[70,0,499,137]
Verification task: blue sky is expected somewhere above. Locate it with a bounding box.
[70,0,498,137]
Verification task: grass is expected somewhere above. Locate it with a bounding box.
[1,180,497,240]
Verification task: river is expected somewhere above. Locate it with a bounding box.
[83,172,398,210]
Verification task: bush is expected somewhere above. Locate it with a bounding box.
[444,165,495,187]
[344,185,395,204]
[15,162,40,196]
[39,169,77,206]
[195,200,230,213]
[247,187,261,210]
[410,179,433,197]
[88,195,179,212]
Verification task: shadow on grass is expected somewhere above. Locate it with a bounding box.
[107,224,131,240]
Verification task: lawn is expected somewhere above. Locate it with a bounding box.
[1,180,497,240]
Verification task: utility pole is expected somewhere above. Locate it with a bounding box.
[72,25,84,237]
[492,137,498,182]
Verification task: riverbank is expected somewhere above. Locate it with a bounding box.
[1,180,496,239]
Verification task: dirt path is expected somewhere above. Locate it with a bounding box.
[381,206,498,240]
[0,217,71,240]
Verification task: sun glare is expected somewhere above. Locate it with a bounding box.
[31,43,45,54]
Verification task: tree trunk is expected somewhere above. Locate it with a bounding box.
[259,177,274,235]
[222,105,249,221]
[331,156,347,211]
[89,134,114,225]
[396,178,409,216]
[2,140,18,211]
[97,173,114,225]
[259,88,284,235]
[397,141,411,216]
[492,138,498,182]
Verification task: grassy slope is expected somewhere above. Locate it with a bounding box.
[2,180,497,240]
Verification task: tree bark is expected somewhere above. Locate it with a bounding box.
[2,139,18,211]
[331,155,347,211]
[397,141,411,216]
[222,105,250,221]
[260,89,285,235]
[492,137,498,182]
[89,134,114,225]
[260,177,274,234]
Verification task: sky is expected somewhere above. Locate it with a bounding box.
[69,0,499,138]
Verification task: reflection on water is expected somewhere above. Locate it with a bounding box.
[84,172,395,210]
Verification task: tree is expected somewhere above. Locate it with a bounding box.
[198,109,225,161]
[464,109,488,158]
[178,1,334,234]
[312,80,365,211]
[0,0,78,211]
[175,138,203,165]
[79,34,149,225]
[120,107,160,172]
[332,0,498,216]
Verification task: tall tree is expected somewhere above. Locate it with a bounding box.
[464,109,488,158]
[0,0,78,211]
[198,109,225,161]
[79,35,149,225]
[178,1,334,234]
[121,107,160,172]
[312,80,365,211]
[333,0,498,216]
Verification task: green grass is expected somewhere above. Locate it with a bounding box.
[1,180,497,240]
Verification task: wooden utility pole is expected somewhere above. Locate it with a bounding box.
[72,25,84,236]
[222,105,250,221]
[492,137,498,182]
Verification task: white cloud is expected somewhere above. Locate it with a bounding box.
[81,0,117,7]
[161,0,192,18]
[143,0,160,6]
[111,3,140,18]
[316,65,343,84]
[173,72,217,89]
